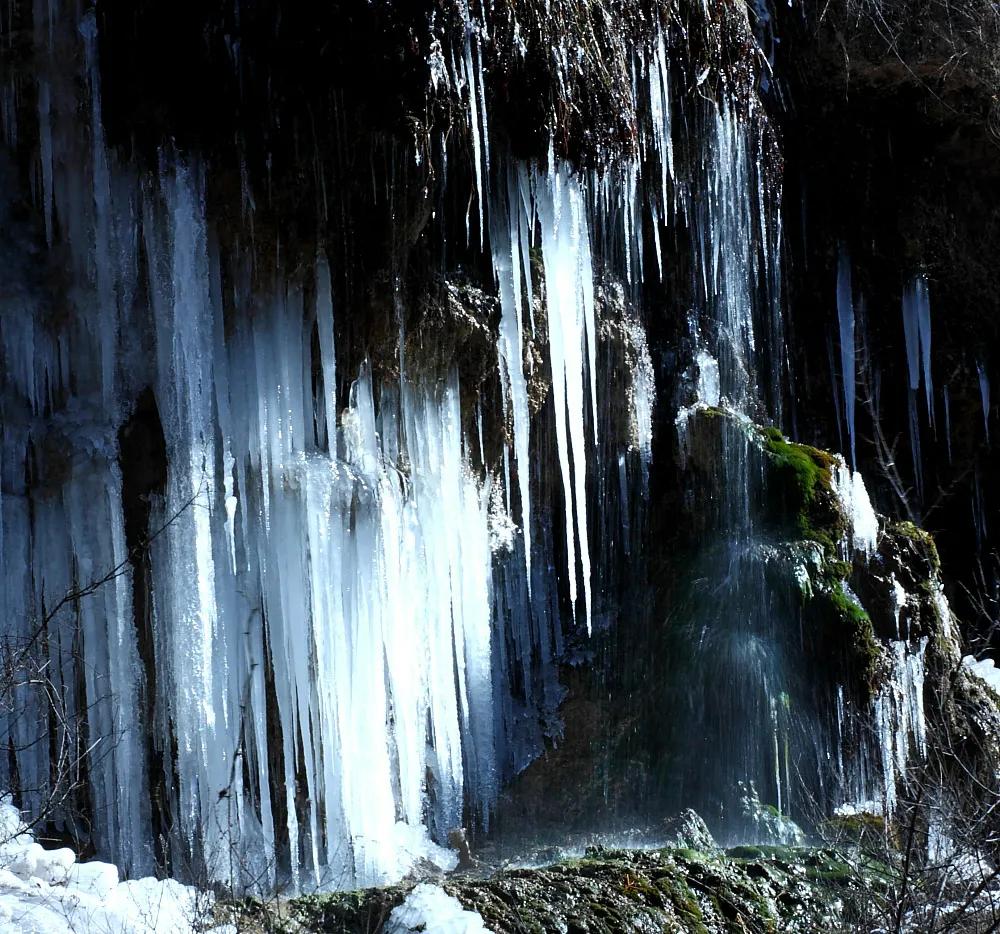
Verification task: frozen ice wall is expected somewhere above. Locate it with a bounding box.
[1,147,502,888]
[0,0,659,891]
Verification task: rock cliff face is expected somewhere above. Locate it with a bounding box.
[0,0,999,922]
[773,0,1000,632]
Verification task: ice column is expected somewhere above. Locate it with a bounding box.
[902,277,932,495]
[533,149,598,631]
[837,246,856,468]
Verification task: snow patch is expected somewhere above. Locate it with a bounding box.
[963,655,1000,695]
[389,883,493,934]
[0,796,206,933]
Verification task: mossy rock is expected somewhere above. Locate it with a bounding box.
[890,520,942,576]
[223,844,889,933]
[810,581,888,695]
[819,811,892,849]
[760,426,847,556]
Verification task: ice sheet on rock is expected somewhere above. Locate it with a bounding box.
[696,350,721,407]
[629,318,656,477]
[674,351,723,466]
[389,883,493,934]
[931,583,955,642]
[874,637,929,813]
[890,575,908,639]
[830,457,879,557]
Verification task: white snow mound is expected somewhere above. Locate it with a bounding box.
[388,883,493,934]
[0,795,208,933]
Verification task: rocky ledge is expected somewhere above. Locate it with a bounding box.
[219,841,883,933]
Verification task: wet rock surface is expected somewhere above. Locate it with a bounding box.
[224,843,883,932]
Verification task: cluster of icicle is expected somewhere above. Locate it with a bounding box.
[836,252,992,504]
[873,579,931,814]
[828,466,939,818]
[0,1,672,892]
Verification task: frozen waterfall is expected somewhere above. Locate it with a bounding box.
[0,0,657,891]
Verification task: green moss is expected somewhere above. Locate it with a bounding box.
[225,843,894,933]
[826,559,852,580]
[671,846,713,863]
[726,844,796,862]
[824,582,885,693]
[893,520,942,573]
[760,426,846,556]
[654,874,707,930]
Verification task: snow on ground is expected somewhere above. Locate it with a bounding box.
[388,883,493,933]
[0,796,210,933]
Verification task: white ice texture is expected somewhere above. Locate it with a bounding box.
[964,655,1000,695]
[830,458,880,558]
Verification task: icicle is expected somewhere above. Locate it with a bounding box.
[490,160,534,589]
[37,79,54,245]
[316,250,337,450]
[457,3,486,245]
[647,28,674,212]
[902,278,933,495]
[944,383,953,462]
[978,361,991,441]
[903,276,934,425]
[836,246,856,468]
[0,4,807,893]
[533,148,598,630]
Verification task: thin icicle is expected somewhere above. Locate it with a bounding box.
[316,250,337,450]
[490,160,534,589]
[837,246,856,468]
[979,361,991,441]
[902,277,933,476]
